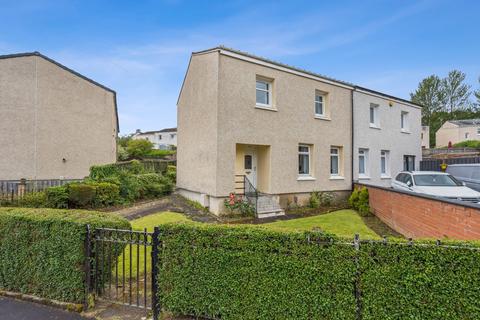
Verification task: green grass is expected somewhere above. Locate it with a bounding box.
[263,209,380,239]
[131,211,193,231]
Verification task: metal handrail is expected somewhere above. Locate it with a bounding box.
[244,175,258,215]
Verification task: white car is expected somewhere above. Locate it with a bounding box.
[391,171,480,204]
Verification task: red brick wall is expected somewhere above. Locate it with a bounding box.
[358,184,480,240]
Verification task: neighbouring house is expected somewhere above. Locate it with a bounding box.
[177,46,422,215]
[353,90,422,187]
[0,52,118,180]
[421,126,430,149]
[436,119,480,147]
[132,127,177,150]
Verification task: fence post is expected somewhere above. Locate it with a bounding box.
[84,224,93,310]
[151,226,160,320]
[353,233,362,320]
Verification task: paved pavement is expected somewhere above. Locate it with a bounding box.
[0,296,88,320]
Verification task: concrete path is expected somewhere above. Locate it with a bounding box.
[0,296,88,320]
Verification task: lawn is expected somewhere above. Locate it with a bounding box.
[263,209,380,239]
[131,211,193,231]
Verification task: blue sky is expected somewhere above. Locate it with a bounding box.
[1,0,479,134]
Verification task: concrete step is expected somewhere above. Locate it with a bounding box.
[257,208,285,219]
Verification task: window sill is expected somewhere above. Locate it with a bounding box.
[381,175,392,179]
[314,115,331,121]
[329,176,344,180]
[255,104,277,112]
[358,175,370,180]
[401,129,411,134]
[369,124,381,130]
[297,176,316,181]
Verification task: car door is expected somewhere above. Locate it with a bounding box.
[403,174,414,192]
[392,173,408,190]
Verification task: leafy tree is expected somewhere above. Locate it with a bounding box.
[442,70,471,112]
[410,75,444,127]
[126,139,153,158]
[474,77,480,106]
[117,134,133,148]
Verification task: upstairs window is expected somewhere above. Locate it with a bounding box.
[465,132,469,139]
[315,92,326,117]
[256,77,272,107]
[369,104,379,127]
[158,135,162,140]
[401,111,409,131]
[298,145,310,176]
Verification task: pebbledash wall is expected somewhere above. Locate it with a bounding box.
[357,183,480,240]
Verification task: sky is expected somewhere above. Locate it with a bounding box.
[1,0,479,134]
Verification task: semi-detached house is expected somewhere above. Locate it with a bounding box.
[177,46,421,216]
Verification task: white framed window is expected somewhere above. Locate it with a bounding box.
[477,128,480,136]
[158,134,162,140]
[465,132,469,139]
[256,77,272,107]
[330,147,343,177]
[380,150,390,177]
[315,92,326,117]
[358,148,369,178]
[401,111,409,131]
[369,104,379,128]
[298,145,311,176]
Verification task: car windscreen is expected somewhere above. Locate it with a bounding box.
[413,174,463,186]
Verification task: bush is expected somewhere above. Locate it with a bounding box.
[0,207,129,303]
[126,139,154,158]
[143,149,175,159]
[166,165,177,183]
[158,224,356,319]
[360,240,480,319]
[349,187,370,216]
[92,182,120,207]
[45,186,69,209]
[309,191,320,208]
[117,145,129,161]
[223,193,256,217]
[68,183,97,208]
[17,191,47,208]
[157,224,480,319]
[453,140,480,148]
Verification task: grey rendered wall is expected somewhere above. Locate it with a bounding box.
[353,91,422,187]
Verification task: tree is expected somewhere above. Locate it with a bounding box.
[410,75,444,127]
[441,70,471,113]
[475,77,480,106]
[126,139,153,158]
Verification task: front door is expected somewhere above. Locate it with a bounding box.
[403,155,416,171]
[244,150,257,188]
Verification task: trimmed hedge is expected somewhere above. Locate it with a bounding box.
[158,224,357,320]
[0,207,130,303]
[157,224,480,320]
[360,240,480,319]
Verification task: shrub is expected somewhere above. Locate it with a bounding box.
[319,192,334,206]
[349,187,370,216]
[158,224,356,319]
[309,191,320,208]
[143,149,175,159]
[93,182,120,207]
[17,191,47,208]
[0,207,129,303]
[126,139,154,158]
[117,145,129,161]
[166,165,177,183]
[223,193,255,217]
[45,186,69,209]
[68,183,97,208]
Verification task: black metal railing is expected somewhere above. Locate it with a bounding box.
[244,176,258,215]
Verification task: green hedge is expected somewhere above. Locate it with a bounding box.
[0,207,130,304]
[156,224,480,320]
[360,240,480,319]
[157,224,357,320]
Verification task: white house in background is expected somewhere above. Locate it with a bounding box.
[421,126,430,149]
[353,88,422,187]
[132,127,177,150]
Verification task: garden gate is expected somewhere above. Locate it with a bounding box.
[87,226,160,320]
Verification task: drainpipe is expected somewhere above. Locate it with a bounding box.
[351,88,355,190]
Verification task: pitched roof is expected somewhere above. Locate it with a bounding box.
[448,119,480,127]
[0,51,119,131]
[136,127,177,135]
[192,46,422,108]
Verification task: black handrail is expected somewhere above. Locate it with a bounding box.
[244,176,258,215]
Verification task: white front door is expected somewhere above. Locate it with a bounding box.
[244,150,257,188]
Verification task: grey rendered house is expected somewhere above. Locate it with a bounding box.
[0,52,118,180]
[177,46,421,215]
